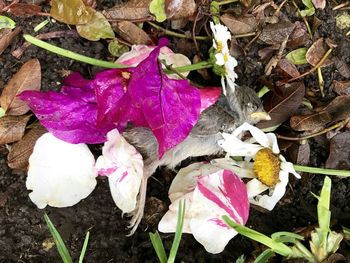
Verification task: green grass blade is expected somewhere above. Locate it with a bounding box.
[168,200,186,263]
[235,255,245,263]
[316,176,332,246]
[223,216,292,257]
[78,231,90,263]
[23,35,127,69]
[44,214,73,263]
[149,231,168,263]
[271,232,304,244]
[254,249,275,263]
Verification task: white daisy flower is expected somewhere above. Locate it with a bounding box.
[215,123,300,211]
[210,22,238,95]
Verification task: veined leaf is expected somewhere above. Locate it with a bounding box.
[286,48,308,65]
[149,0,166,22]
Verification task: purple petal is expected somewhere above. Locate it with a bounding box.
[128,43,201,157]
[19,90,108,144]
[199,87,221,113]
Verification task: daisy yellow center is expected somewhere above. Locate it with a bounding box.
[253,148,281,187]
[217,41,223,53]
[224,53,229,62]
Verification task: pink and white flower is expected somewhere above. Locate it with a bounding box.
[158,162,249,254]
[95,129,143,214]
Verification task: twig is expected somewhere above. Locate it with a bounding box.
[276,121,345,141]
[332,2,349,11]
[217,0,239,6]
[148,22,210,41]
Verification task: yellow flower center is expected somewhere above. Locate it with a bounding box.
[253,148,281,187]
[217,41,223,53]
[224,53,229,62]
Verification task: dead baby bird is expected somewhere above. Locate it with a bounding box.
[123,85,270,234]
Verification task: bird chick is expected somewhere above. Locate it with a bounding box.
[123,85,270,234]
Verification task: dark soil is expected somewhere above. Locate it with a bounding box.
[1,1,350,263]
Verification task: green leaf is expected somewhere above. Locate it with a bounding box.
[149,231,167,263]
[254,249,275,263]
[108,40,129,57]
[302,0,314,9]
[317,176,331,241]
[286,48,308,65]
[78,231,90,263]
[77,10,115,41]
[44,214,73,263]
[0,15,16,29]
[168,200,186,263]
[50,0,93,25]
[343,226,350,240]
[300,8,315,17]
[223,216,293,257]
[235,255,245,263]
[149,0,166,23]
[271,232,304,244]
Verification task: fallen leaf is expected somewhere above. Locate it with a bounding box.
[290,111,332,131]
[312,0,325,9]
[7,3,42,17]
[257,82,305,129]
[112,21,152,45]
[0,15,16,29]
[7,123,47,170]
[287,142,310,166]
[300,0,315,17]
[104,0,152,20]
[0,115,30,145]
[287,21,309,48]
[108,40,129,57]
[0,59,41,115]
[150,0,166,22]
[76,10,114,41]
[258,21,295,45]
[0,27,22,55]
[305,38,333,67]
[333,80,350,96]
[165,0,196,20]
[290,96,350,131]
[326,131,350,170]
[285,47,308,65]
[220,14,258,35]
[50,0,93,25]
[277,59,300,78]
[334,58,350,78]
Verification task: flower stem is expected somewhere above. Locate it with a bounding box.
[217,0,239,6]
[23,34,128,69]
[23,34,213,72]
[294,165,350,178]
[147,22,210,41]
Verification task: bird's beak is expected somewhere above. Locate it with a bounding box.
[250,111,271,121]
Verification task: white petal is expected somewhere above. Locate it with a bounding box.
[250,171,289,211]
[95,129,143,213]
[232,123,271,148]
[280,158,301,179]
[27,133,97,209]
[246,178,269,198]
[219,133,263,157]
[266,133,280,154]
[158,192,193,234]
[168,162,221,202]
[210,158,255,178]
[190,170,249,254]
[215,53,225,66]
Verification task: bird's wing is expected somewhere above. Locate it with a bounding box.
[190,104,237,137]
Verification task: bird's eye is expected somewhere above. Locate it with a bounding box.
[247,102,253,108]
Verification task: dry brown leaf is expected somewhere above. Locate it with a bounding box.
[277,59,300,78]
[0,59,41,116]
[104,0,152,20]
[305,38,333,67]
[165,0,196,20]
[0,27,22,55]
[290,95,350,131]
[334,58,350,78]
[112,21,152,45]
[287,21,309,48]
[7,3,42,17]
[7,123,47,170]
[257,82,305,129]
[258,21,295,45]
[287,142,310,166]
[326,131,350,170]
[220,14,258,35]
[290,111,332,131]
[0,115,30,145]
[333,80,350,96]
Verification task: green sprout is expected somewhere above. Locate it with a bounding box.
[149,200,186,263]
[44,214,90,263]
[223,176,344,263]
